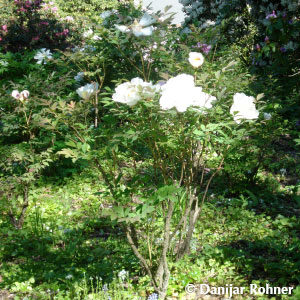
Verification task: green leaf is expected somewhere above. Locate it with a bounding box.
[57,148,79,162]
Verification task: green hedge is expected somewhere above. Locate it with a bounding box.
[54,0,120,18]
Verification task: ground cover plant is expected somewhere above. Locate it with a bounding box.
[0,0,299,299]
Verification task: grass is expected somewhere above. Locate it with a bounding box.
[0,165,299,299]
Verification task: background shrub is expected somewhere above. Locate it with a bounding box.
[179,0,300,73]
[54,0,120,20]
[0,0,80,53]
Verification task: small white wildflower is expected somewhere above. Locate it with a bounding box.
[264,112,272,120]
[12,90,20,99]
[118,269,128,281]
[201,20,215,29]
[45,226,51,231]
[34,48,53,64]
[21,90,30,99]
[74,72,84,82]
[0,60,8,67]
[279,168,287,176]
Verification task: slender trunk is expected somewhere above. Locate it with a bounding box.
[177,158,225,259]
[176,201,198,260]
[126,226,158,290]
[155,200,174,299]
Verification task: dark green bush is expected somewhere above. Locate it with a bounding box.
[179,0,300,75]
[0,0,80,53]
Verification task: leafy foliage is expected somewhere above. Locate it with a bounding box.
[0,0,80,52]
[0,0,299,299]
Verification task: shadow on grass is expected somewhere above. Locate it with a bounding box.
[210,236,300,286]
[0,217,139,295]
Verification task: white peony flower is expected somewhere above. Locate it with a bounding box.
[21,90,30,99]
[115,12,156,37]
[133,0,141,8]
[190,87,216,109]
[12,90,30,101]
[159,74,216,112]
[230,93,259,123]
[132,78,159,98]
[12,90,20,100]
[138,12,156,27]
[34,48,53,64]
[76,83,99,100]
[112,77,158,106]
[160,74,195,112]
[188,52,204,68]
[112,82,141,106]
[115,24,130,33]
[131,21,154,37]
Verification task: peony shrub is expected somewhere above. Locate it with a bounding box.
[86,51,263,298]
[55,29,267,295]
